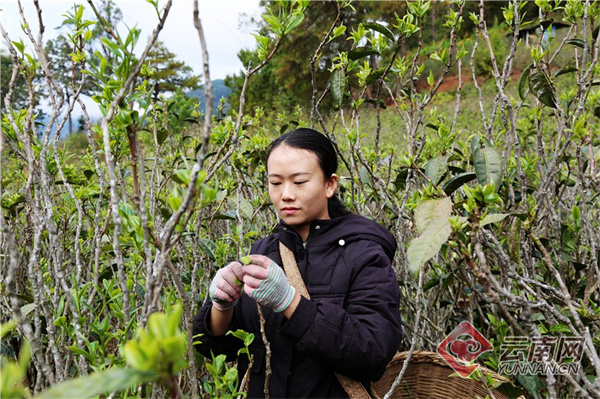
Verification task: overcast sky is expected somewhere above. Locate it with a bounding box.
[1,0,262,80]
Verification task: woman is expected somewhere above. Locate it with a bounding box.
[193,128,402,398]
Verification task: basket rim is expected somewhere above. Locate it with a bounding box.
[389,350,510,383]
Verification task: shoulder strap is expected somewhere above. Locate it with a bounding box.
[279,241,310,299]
[278,241,372,399]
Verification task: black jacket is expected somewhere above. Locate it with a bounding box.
[193,214,402,398]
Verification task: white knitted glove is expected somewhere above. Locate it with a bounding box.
[242,255,296,313]
[209,262,244,311]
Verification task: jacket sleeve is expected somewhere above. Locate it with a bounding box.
[192,298,244,362]
[278,247,402,381]
[192,237,274,361]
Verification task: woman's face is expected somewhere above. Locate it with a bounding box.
[267,144,337,241]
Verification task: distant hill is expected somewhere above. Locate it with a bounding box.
[188,79,231,114]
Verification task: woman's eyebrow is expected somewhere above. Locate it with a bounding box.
[267,172,312,178]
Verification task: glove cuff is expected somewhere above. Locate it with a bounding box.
[212,298,237,311]
[272,285,296,313]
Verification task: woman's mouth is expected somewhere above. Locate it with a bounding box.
[281,207,299,215]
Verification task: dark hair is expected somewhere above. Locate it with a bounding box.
[267,128,350,218]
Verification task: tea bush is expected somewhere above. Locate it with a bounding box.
[1,0,599,398]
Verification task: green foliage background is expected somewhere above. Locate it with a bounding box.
[1,0,600,398]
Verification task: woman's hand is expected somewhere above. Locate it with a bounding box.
[209,262,245,311]
[242,255,296,313]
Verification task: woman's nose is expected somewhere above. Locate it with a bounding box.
[281,183,295,201]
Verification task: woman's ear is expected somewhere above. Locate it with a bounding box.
[325,174,338,199]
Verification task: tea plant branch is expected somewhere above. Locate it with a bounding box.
[193,0,214,166]
[86,0,119,41]
[406,22,424,158]
[574,13,600,120]
[449,58,463,136]
[463,223,528,336]
[205,33,286,183]
[257,304,271,399]
[130,125,155,309]
[513,276,598,396]
[76,97,109,297]
[575,148,600,305]
[548,24,575,65]
[49,80,86,278]
[21,1,63,101]
[368,31,418,170]
[500,0,520,88]
[469,13,489,132]
[383,255,426,399]
[420,1,464,109]
[1,210,57,385]
[98,0,172,324]
[309,2,341,127]
[13,3,99,379]
[530,233,600,379]
[165,257,199,399]
[0,22,36,166]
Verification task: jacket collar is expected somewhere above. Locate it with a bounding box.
[274,215,397,262]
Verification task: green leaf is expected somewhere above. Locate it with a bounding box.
[1,320,16,339]
[329,25,347,42]
[229,329,255,347]
[172,169,190,186]
[284,12,305,34]
[240,256,252,265]
[496,382,527,398]
[212,212,236,220]
[363,22,395,41]
[480,213,510,228]
[553,65,578,78]
[529,70,556,108]
[83,170,95,180]
[330,68,346,108]
[100,37,122,58]
[365,67,385,85]
[442,172,477,195]
[156,129,169,146]
[75,5,84,22]
[518,64,533,101]
[549,324,571,333]
[263,13,282,35]
[239,197,254,219]
[424,156,448,185]
[66,346,95,364]
[20,303,36,317]
[427,70,434,87]
[35,367,155,399]
[348,46,380,61]
[364,98,387,109]
[167,192,182,211]
[12,40,25,54]
[198,238,217,261]
[414,197,453,235]
[471,136,503,190]
[517,374,542,399]
[565,38,585,48]
[407,218,451,274]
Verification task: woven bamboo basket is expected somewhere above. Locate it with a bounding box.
[370,351,513,399]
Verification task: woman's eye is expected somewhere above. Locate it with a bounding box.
[295,181,307,185]
[269,181,281,186]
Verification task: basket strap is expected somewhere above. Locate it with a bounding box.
[278,241,372,399]
[279,241,310,299]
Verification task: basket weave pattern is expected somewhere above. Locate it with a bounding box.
[370,351,511,399]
